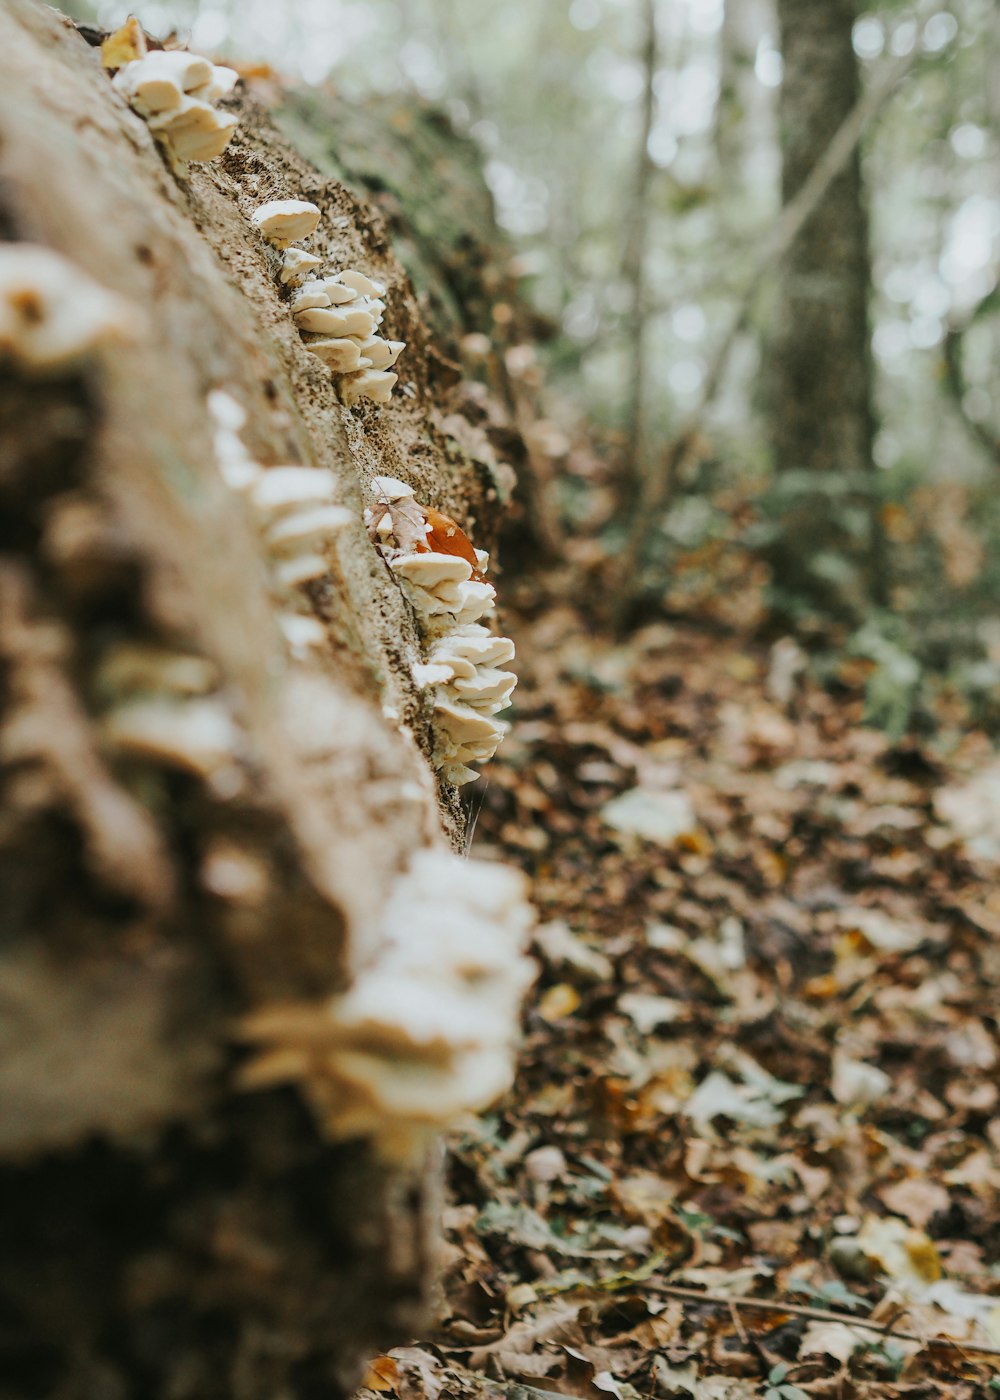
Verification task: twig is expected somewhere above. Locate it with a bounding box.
[647,1282,1000,1357]
[942,287,1000,468]
[619,0,660,502]
[609,0,954,623]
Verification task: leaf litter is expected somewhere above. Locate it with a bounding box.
[355,572,1000,1399]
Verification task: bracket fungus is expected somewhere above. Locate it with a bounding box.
[366,478,517,785]
[238,847,535,1162]
[96,641,242,783]
[251,200,322,248]
[111,48,239,165]
[208,390,349,643]
[293,269,404,406]
[247,189,407,406]
[0,243,139,373]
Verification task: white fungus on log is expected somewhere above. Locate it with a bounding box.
[208,390,349,628]
[251,200,322,248]
[279,248,323,286]
[237,847,535,1162]
[112,49,239,164]
[366,486,516,785]
[246,188,408,406]
[0,243,140,373]
[95,640,242,784]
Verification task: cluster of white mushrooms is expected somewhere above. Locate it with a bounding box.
[250,199,405,408]
[96,642,243,788]
[368,476,516,785]
[0,243,139,374]
[240,847,535,1162]
[209,389,349,658]
[111,48,239,164]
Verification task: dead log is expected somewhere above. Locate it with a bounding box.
[0,5,525,1396]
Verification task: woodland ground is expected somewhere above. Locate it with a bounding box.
[357,514,1000,1399]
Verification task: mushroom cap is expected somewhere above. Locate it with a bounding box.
[356,336,405,371]
[392,552,473,588]
[95,645,218,700]
[102,697,239,777]
[0,244,140,373]
[301,336,369,372]
[433,697,506,744]
[274,552,329,589]
[449,667,517,707]
[340,369,397,406]
[431,629,515,668]
[264,504,351,554]
[251,466,336,514]
[280,248,323,285]
[370,475,414,501]
[332,268,387,298]
[279,613,327,656]
[251,199,322,247]
[113,50,214,113]
[294,305,376,338]
[207,388,247,431]
[412,661,454,688]
[148,96,237,161]
[452,580,497,625]
[318,278,360,305]
[189,63,238,102]
[442,763,480,786]
[289,284,331,313]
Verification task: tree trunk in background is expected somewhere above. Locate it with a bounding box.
[0,4,524,1397]
[767,0,881,624]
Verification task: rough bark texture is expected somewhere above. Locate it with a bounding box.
[0,4,517,1396]
[768,0,879,621]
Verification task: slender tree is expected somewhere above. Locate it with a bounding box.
[767,0,883,622]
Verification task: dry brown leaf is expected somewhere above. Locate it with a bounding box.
[100,16,147,68]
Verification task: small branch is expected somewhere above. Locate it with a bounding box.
[942,287,1000,467]
[609,0,955,623]
[648,1282,1000,1357]
[620,0,659,500]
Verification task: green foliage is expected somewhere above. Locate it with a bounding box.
[764,1363,810,1400]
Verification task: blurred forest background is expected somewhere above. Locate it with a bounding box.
[59,0,1000,742]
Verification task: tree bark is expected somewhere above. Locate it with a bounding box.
[767,0,882,622]
[0,4,519,1396]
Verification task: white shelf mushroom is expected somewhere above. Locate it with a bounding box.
[238,847,535,1162]
[208,391,348,639]
[112,49,239,164]
[370,488,517,785]
[251,200,322,248]
[340,369,398,406]
[279,249,323,286]
[268,241,407,407]
[0,243,140,374]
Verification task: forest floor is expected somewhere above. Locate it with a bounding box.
[360,538,1000,1400]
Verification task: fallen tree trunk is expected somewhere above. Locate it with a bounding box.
[0,6,527,1396]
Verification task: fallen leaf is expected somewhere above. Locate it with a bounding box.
[601,787,697,846]
[831,1050,892,1107]
[878,1177,950,1230]
[798,1319,872,1364]
[618,992,685,1033]
[100,15,147,68]
[856,1214,942,1290]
